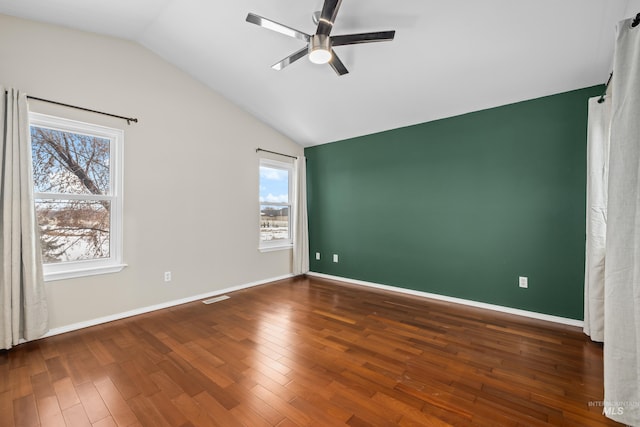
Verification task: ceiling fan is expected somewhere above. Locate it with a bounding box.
[246,0,395,76]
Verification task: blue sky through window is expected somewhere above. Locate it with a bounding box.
[259,166,289,203]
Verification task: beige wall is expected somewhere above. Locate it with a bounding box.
[0,14,303,330]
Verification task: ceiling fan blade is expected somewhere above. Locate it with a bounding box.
[246,13,309,42]
[329,50,348,76]
[316,0,343,36]
[331,31,396,46]
[272,46,309,70]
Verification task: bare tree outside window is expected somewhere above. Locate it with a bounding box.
[31,126,112,263]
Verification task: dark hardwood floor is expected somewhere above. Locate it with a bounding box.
[0,275,622,426]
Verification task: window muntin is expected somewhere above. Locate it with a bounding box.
[30,113,125,280]
[259,159,293,250]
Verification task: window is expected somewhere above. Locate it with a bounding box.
[259,158,293,251]
[29,113,125,281]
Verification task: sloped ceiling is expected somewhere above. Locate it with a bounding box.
[1,0,639,146]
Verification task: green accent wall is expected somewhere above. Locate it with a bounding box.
[305,86,602,320]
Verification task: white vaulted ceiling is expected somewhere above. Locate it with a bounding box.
[0,0,639,146]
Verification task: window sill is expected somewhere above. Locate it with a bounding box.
[44,263,127,282]
[259,244,293,253]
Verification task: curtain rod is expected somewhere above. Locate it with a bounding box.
[256,148,298,160]
[27,95,138,125]
[3,91,138,125]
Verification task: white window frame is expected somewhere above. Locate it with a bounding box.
[29,112,126,281]
[259,158,293,252]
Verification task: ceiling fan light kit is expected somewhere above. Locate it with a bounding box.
[246,0,395,75]
[309,35,332,64]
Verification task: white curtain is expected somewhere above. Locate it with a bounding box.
[0,87,49,350]
[292,156,309,275]
[583,95,610,342]
[602,18,640,426]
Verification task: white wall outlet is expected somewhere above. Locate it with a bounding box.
[333,254,339,263]
[164,271,172,282]
[315,252,321,260]
[519,276,528,288]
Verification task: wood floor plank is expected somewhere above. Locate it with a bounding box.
[229,384,285,426]
[127,394,172,427]
[66,349,101,386]
[119,359,160,397]
[193,391,244,427]
[156,358,203,397]
[85,339,116,367]
[93,377,139,427]
[0,351,10,391]
[8,346,29,370]
[1,276,623,426]
[170,393,218,427]
[285,380,352,423]
[251,383,312,426]
[148,371,184,400]
[62,403,92,427]
[44,357,69,383]
[30,371,56,401]
[76,381,110,423]
[187,356,235,388]
[229,403,274,427]
[23,345,47,377]
[184,366,239,410]
[99,339,130,364]
[0,390,15,427]
[53,377,81,410]
[13,394,39,427]
[9,366,33,399]
[91,415,118,427]
[372,391,452,427]
[289,394,352,426]
[103,363,141,401]
[147,391,190,427]
[37,395,66,427]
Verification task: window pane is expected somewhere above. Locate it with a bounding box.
[31,126,110,195]
[259,166,289,203]
[36,199,110,263]
[260,205,290,242]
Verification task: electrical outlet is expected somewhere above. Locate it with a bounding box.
[333,254,339,263]
[519,276,528,288]
[164,271,172,282]
[316,252,321,260]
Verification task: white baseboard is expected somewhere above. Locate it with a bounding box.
[42,271,582,339]
[43,273,295,338]
[307,272,583,328]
